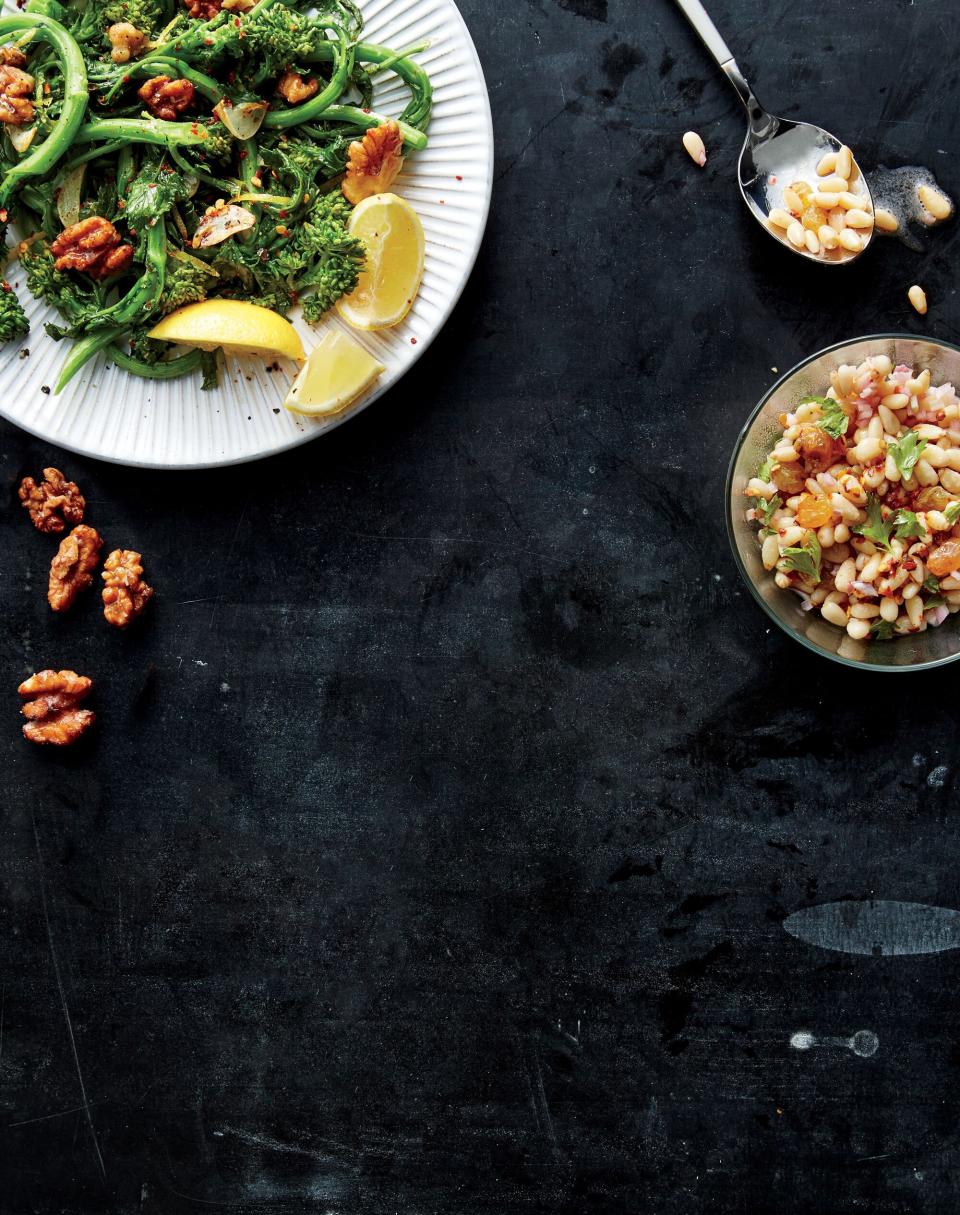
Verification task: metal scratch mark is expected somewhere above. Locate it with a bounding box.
[790,1030,878,1058]
[32,815,105,1177]
[8,1102,93,1129]
[213,1125,342,1163]
[209,505,248,630]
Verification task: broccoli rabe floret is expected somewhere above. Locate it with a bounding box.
[160,260,210,314]
[19,240,90,320]
[101,0,166,37]
[126,327,170,363]
[0,281,29,342]
[292,192,365,320]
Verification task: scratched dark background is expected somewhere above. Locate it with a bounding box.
[3,0,960,1210]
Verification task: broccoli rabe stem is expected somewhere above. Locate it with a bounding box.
[110,343,203,379]
[304,39,433,135]
[0,13,88,206]
[55,325,126,393]
[304,107,427,151]
[264,25,354,130]
[74,117,215,150]
[84,222,167,332]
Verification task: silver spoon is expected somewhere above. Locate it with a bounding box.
[674,0,874,264]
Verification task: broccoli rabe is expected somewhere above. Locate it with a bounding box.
[101,0,167,36]
[158,253,214,314]
[0,282,29,342]
[292,192,365,320]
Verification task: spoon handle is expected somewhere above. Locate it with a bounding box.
[673,0,768,127]
[672,0,734,68]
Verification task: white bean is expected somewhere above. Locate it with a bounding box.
[918,183,951,220]
[906,595,923,628]
[836,146,852,180]
[915,458,939,486]
[817,524,835,549]
[682,131,706,166]
[880,597,899,622]
[839,229,863,252]
[835,558,856,593]
[909,285,928,315]
[822,600,847,628]
[818,176,848,193]
[850,603,880,620]
[768,207,794,229]
[787,220,805,248]
[816,152,838,177]
[874,207,899,233]
[817,225,839,250]
[941,468,960,493]
[834,523,851,543]
[844,208,874,229]
[804,229,820,254]
[783,187,805,215]
[846,618,871,640]
[762,533,780,570]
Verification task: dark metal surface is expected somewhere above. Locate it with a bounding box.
[3,0,960,1210]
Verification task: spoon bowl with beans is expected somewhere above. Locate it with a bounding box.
[674,0,876,264]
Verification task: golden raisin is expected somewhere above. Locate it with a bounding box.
[928,540,960,576]
[802,204,827,232]
[796,493,834,529]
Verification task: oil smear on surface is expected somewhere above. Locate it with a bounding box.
[867,165,954,252]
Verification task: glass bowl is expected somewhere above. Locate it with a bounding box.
[726,334,960,672]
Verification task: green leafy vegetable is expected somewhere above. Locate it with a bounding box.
[802,394,849,439]
[756,493,782,533]
[892,509,925,540]
[870,618,896,641]
[780,533,821,583]
[925,594,946,609]
[945,502,960,525]
[757,458,773,482]
[854,495,894,552]
[887,431,928,479]
[0,0,433,393]
[0,282,29,342]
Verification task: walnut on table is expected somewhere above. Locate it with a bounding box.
[51,216,134,280]
[18,467,85,534]
[0,63,34,125]
[18,670,94,746]
[138,75,195,120]
[0,45,28,67]
[102,549,153,627]
[49,524,103,613]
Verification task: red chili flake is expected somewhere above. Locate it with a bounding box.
[438,199,444,204]
[117,199,126,208]
[290,290,298,304]
[43,82,50,95]
[129,227,138,237]
[0,209,6,223]
[362,107,371,114]
[1,281,11,293]
[227,71,236,84]
[234,16,240,25]
[455,174,462,181]
[204,37,213,44]
[238,149,248,160]
[410,337,417,345]
[123,73,130,82]
[903,559,918,570]
[278,209,287,218]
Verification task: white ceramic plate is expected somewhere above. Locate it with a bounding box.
[1,0,493,468]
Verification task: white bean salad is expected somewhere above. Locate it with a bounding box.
[745,356,960,640]
[766,145,878,258]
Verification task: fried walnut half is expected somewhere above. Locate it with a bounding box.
[0,45,28,67]
[182,0,221,18]
[0,63,35,126]
[51,216,134,281]
[342,120,404,206]
[276,70,318,105]
[18,467,85,534]
[19,670,95,746]
[102,549,153,628]
[49,524,103,613]
[138,75,195,120]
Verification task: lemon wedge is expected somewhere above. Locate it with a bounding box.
[336,192,425,331]
[148,300,306,364]
[284,328,385,417]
